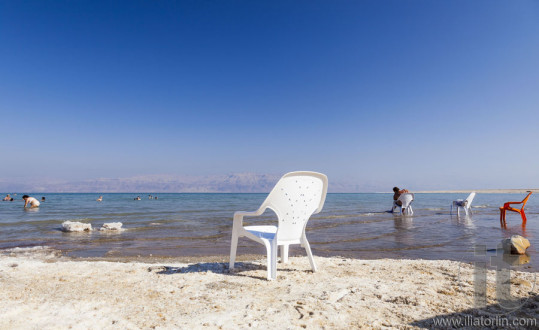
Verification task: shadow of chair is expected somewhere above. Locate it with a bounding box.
[149,261,311,281]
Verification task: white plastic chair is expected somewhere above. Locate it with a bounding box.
[451,192,476,217]
[229,171,328,280]
[392,193,414,215]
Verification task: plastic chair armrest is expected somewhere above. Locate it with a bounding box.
[234,209,265,218]
[503,201,523,208]
[233,208,266,227]
[506,207,522,212]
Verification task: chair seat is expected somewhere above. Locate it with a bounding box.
[244,225,277,240]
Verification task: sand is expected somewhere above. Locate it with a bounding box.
[0,247,537,329]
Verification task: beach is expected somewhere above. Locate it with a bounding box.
[1,247,537,329]
[1,193,538,328]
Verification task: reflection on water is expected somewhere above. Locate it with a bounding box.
[503,253,530,266]
[0,193,537,270]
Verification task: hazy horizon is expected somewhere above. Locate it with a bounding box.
[1,172,538,194]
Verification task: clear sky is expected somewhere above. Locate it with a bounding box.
[1,0,538,191]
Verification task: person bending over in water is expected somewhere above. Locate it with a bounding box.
[97,196,103,202]
[22,195,40,208]
[393,187,410,207]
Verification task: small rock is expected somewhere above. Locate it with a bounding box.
[61,221,92,232]
[502,235,530,255]
[328,289,349,303]
[100,222,123,231]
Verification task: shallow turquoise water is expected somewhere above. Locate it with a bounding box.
[0,193,537,270]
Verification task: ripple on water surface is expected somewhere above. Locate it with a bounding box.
[0,193,537,271]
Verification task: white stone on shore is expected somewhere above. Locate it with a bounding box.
[502,235,530,255]
[61,221,92,232]
[100,222,123,231]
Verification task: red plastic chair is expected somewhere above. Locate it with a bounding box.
[499,191,532,228]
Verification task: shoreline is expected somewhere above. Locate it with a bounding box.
[9,250,539,274]
[1,248,537,328]
[3,241,538,273]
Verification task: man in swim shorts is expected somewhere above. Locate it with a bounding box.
[22,195,40,208]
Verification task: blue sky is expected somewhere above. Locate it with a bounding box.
[1,0,538,191]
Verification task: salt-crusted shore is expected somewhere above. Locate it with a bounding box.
[0,248,537,329]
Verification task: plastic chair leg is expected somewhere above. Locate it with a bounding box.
[229,230,239,269]
[264,240,277,280]
[450,204,453,215]
[499,209,507,228]
[270,240,277,280]
[302,237,317,273]
[280,244,289,263]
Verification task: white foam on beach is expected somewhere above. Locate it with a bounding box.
[1,246,60,259]
[3,246,50,253]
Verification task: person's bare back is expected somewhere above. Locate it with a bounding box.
[392,187,410,206]
[22,195,40,208]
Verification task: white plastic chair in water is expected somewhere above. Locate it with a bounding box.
[392,193,414,215]
[450,192,476,217]
[229,171,328,280]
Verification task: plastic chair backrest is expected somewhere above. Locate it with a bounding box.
[398,193,414,208]
[465,192,476,206]
[521,191,533,208]
[262,171,328,242]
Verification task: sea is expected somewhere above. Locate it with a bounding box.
[0,193,537,271]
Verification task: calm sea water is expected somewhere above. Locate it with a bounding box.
[0,193,537,270]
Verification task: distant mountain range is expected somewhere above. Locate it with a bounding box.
[0,173,374,193]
